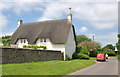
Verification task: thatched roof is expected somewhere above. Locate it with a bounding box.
[11,19,75,44]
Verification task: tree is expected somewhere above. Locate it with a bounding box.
[0,35,11,46]
[78,40,102,52]
[104,44,115,50]
[76,35,92,44]
[116,34,120,51]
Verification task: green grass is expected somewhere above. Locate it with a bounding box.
[2,59,96,75]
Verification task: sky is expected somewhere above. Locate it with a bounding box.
[0,0,119,47]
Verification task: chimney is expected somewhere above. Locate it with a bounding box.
[18,20,23,27]
[68,8,72,23]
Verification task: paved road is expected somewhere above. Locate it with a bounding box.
[68,57,118,75]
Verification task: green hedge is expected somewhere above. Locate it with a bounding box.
[117,55,120,60]
[66,55,70,61]
[72,46,90,59]
[77,53,89,59]
[99,51,116,56]
[90,50,98,57]
[23,45,46,49]
[72,52,78,59]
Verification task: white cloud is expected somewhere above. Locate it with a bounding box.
[1,1,118,30]
[73,3,117,29]
[0,15,8,29]
[80,27,88,32]
[37,3,68,21]
[36,2,118,29]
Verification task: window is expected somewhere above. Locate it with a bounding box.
[44,38,46,42]
[40,39,43,42]
[21,39,22,43]
[24,39,26,43]
[20,39,26,43]
[40,38,47,43]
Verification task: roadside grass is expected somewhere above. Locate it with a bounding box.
[2,59,96,75]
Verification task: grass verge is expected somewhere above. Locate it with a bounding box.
[2,59,96,75]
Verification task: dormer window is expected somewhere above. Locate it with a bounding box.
[20,39,26,43]
[40,38,46,43]
[44,38,46,42]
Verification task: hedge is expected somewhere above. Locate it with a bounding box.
[23,45,46,49]
[77,53,89,59]
[99,51,116,56]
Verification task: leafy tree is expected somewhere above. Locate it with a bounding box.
[0,35,11,46]
[80,46,90,56]
[78,40,102,52]
[76,35,92,44]
[116,34,120,51]
[104,44,115,50]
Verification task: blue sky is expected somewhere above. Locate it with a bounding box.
[0,0,119,47]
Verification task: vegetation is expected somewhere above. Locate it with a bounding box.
[102,44,115,51]
[116,34,120,51]
[76,35,92,44]
[72,45,90,59]
[2,60,96,75]
[89,50,98,57]
[77,53,89,59]
[117,55,120,60]
[66,55,70,61]
[0,35,11,46]
[99,51,116,56]
[79,40,102,52]
[23,45,46,49]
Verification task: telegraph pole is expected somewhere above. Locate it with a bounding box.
[93,35,95,46]
[93,35,94,43]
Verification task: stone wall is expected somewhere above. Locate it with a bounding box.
[1,47,63,64]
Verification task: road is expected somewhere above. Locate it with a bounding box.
[68,57,118,75]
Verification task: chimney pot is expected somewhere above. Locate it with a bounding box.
[18,20,23,27]
[68,8,72,23]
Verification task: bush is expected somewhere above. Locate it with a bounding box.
[80,46,90,56]
[23,45,46,50]
[76,45,82,53]
[23,45,27,48]
[90,50,98,57]
[99,51,116,56]
[66,55,70,61]
[117,55,120,60]
[77,53,89,59]
[72,52,78,59]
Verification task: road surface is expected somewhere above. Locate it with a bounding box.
[68,57,118,75]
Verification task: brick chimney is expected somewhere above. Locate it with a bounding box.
[68,8,72,23]
[18,20,23,27]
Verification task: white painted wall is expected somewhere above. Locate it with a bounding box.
[36,38,66,60]
[65,26,76,59]
[16,39,28,48]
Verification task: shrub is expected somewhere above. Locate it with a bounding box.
[99,51,116,56]
[90,50,98,57]
[23,45,27,48]
[22,45,46,50]
[72,52,78,59]
[77,53,89,59]
[76,45,82,53]
[117,55,120,60]
[66,55,70,61]
[80,46,90,56]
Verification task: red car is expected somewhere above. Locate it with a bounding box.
[97,54,106,61]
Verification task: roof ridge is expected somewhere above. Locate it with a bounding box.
[23,18,68,24]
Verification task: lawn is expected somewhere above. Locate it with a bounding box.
[2,59,96,75]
